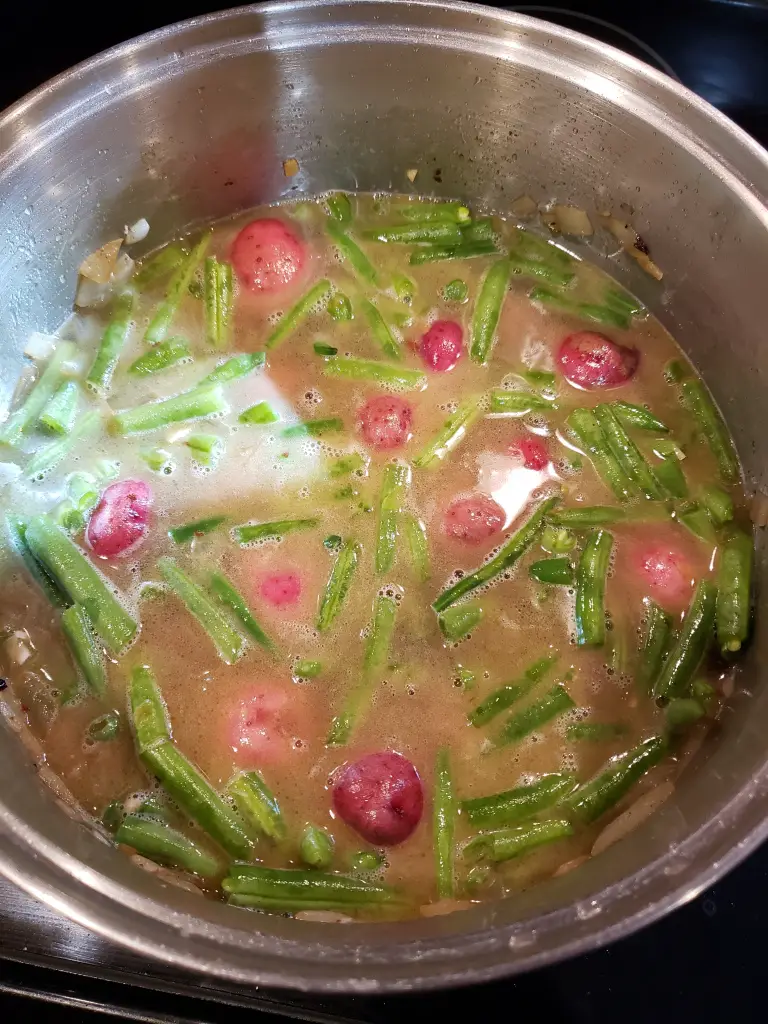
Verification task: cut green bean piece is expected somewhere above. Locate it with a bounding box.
[317,539,360,632]
[61,603,106,696]
[141,741,252,858]
[439,602,483,640]
[464,819,573,864]
[360,299,401,360]
[700,485,734,526]
[40,380,79,435]
[199,352,265,386]
[283,417,343,438]
[6,514,70,608]
[364,222,463,245]
[468,652,558,728]
[233,518,318,545]
[462,217,496,242]
[529,557,574,586]
[611,401,668,433]
[511,229,574,267]
[652,443,689,499]
[129,665,171,754]
[314,342,337,357]
[227,770,286,843]
[567,408,632,502]
[665,697,706,731]
[115,815,223,878]
[566,721,627,742]
[26,410,101,481]
[327,293,353,321]
[443,279,468,302]
[301,826,334,869]
[158,558,244,664]
[548,506,625,528]
[469,259,512,364]
[210,572,274,652]
[640,602,673,694]
[294,659,322,679]
[496,683,575,747]
[566,735,667,823]
[575,529,613,647]
[168,516,226,545]
[375,462,410,574]
[716,528,753,654]
[223,865,402,911]
[396,200,471,223]
[327,192,352,224]
[86,292,135,392]
[541,524,577,554]
[102,800,125,833]
[324,356,426,391]
[409,239,498,266]
[185,433,222,466]
[144,233,210,345]
[680,378,739,484]
[594,405,663,499]
[0,341,76,446]
[239,401,278,425]
[267,279,332,350]
[350,850,384,873]
[413,395,482,469]
[88,711,120,742]
[392,274,415,304]
[529,287,630,329]
[461,772,576,829]
[654,580,717,699]
[326,221,378,285]
[434,748,455,899]
[604,287,645,318]
[135,245,185,287]
[434,496,558,612]
[24,515,137,653]
[509,254,575,288]
[677,502,717,545]
[112,385,226,435]
[328,453,365,478]
[129,337,190,376]
[140,448,174,474]
[403,513,430,583]
[489,389,554,414]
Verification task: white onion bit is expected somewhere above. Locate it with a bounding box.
[124,218,150,245]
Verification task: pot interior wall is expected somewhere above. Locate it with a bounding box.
[0,1,766,990]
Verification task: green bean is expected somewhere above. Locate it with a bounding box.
[264,279,331,351]
[464,819,573,864]
[496,684,575,747]
[433,495,558,612]
[323,355,426,392]
[350,851,384,873]
[144,233,210,344]
[129,337,190,376]
[86,292,135,392]
[327,293,353,321]
[390,274,415,305]
[134,245,186,288]
[101,800,125,833]
[40,381,79,435]
[314,342,338,357]
[439,602,484,641]
[327,591,397,746]
[652,441,689,499]
[115,815,223,878]
[283,417,344,438]
[611,400,668,433]
[489,389,554,414]
[434,748,455,899]
[227,770,286,843]
[139,448,174,474]
[529,287,630,329]
[61,604,106,696]
[468,652,557,728]
[509,254,574,288]
[233,518,318,545]
[301,826,334,869]
[326,221,378,285]
[26,410,101,482]
[409,240,498,266]
[575,530,613,646]
[24,515,137,653]
[665,698,706,731]
[88,711,120,742]
[413,395,482,469]
[654,580,717,699]
[640,602,673,694]
[141,742,252,858]
[461,217,495,242]
[443,279,468,302]
[375,462,410,574]
[403,513,430,583]
[541,524,576,554]
[567,408,632,502]
[168,516,226,545]
[395,200,471,223]
[0,341,75,446]
[129,665,171,753]
[327,192,352,224]
[469,259,512,364]
[680,378,739,484]
[548,506,624,528]
[700,485,734,526]
[364,222,463,245]
[359,299,401,360]
[566,721,627,742]
[185,433,222,466]
[223,865,402,911]
[158,558,245,664]
[461,772,576,829]
[677,502,717,545]
[317,539,360,632]
[566,735,667,823]
[328,453,365,478]
[604,286,645,318]
[112,385,225,435]
[511,229,574,267]
[716,528,753,654]
[6,514,69,608]
[239,401,278,425]
[594,405,663,499]
[199,352,265,386]
[529,557,574,585]
[294,659,322,678]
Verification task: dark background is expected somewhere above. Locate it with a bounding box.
[1,1,767,1020]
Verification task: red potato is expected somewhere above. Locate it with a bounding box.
[230,218,306,294]
[358,395,413,450]
[509,435,549,471]
[630,544,696,613]
[259,571,302,608]
[444,494,505,544]
[331,751,424,846]
[418,320,463,372]
[86,480,151,559]
[557,331,638,390]
[225,684,305,767]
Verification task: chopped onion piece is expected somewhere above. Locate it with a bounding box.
[0,462,22,488]
[553,856,589,878]
[406,168,419,183]
[24,332,59,361]
[510,194,538,219]
[78,238,123,284]
[420,899,472,917]
[5,630,33,665]
[124,218,150,245]
[112,251,136,286]
[591,781,674,857]
[600,214,664,281]
[75,276,113,310]
[550,204,593,236]
[750,490,768,528]
[630,248,664,281]
[295,910,354,923]
[283,158,300,177]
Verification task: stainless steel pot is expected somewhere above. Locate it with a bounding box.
[0,0,767,993]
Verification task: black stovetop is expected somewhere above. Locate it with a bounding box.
[1,2,767,1021]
